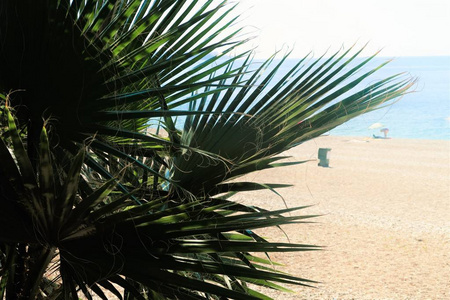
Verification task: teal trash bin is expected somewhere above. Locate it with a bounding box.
[318,148,331,167]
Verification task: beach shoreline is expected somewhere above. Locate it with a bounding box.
[233,135,450,299]
[321,133,450,142]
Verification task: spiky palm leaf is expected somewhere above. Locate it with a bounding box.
[0,0,246,192]
[169,47,413,195]
[0,108,320,299]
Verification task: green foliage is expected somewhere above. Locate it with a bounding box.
[0,109,319,299]
[0,0,413,299]
[170,48,412,195]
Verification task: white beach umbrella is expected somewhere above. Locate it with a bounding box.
[368,122,384,129]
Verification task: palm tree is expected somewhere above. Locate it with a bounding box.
[0,0,413,299]
[1,108,320,299]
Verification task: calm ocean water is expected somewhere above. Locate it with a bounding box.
[328,56,450,140]
[258,56,450,140]
[172,56,450,140]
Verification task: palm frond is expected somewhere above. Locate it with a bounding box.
[0,0,245,189]
[169,46,414,195]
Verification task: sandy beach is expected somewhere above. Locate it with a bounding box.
[234,135,450,299]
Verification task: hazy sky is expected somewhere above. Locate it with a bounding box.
[230,0,450,58]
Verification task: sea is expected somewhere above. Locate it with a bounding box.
[173,56,450,141]
[254,56,450,140]
[327,56,450,140]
